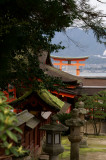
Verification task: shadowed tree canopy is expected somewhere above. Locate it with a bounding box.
[0,0,106,91]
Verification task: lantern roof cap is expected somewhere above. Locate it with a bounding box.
[40,123,68,132]
[40,114,68,131]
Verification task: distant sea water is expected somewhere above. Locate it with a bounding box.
[78,72,106,77]
[63,69,106,77]
[56,66,106,77]
[64,71,106,77]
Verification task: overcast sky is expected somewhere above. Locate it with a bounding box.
[89,0,106,14]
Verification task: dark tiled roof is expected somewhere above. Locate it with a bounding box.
[37,89,64,109]
[26,117,40,129]
[38,51,48,64]
[74,77,106,95]
[16,110,34,126]
[40,64,83,84]
[16,110,40,128]
[59,102,71,113]
[82,77,106,86]
[38,51,83,85]
[59,88,77,94]
[10,89,64,111]
[10,90,32,106]
[75,87,106,96]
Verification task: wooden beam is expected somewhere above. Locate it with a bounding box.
[50,90,75,98]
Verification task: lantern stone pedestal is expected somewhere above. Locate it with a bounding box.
[78,101,88,148]
[49,155,58,160]
[40,115,68,160]
[65,109,84,160]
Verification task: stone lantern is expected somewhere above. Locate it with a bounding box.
[40,115,68,160]
[78,101,88,148]
[65,108,84,160]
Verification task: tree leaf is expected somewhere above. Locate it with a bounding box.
[0,113,4,121]
[1,134,7,141]
[6,130,18,142]
[5,149,10,155]
[14,127,23,134]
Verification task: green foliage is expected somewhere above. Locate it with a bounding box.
[10,53,66,95]
[76,90,106,135]
[57,112,71,124]
[0,0,106,91]
[77,91,106,120]
[0,92,28,157]
[80,148,106,153]
[57,113,72,125]
[57,113,72,135]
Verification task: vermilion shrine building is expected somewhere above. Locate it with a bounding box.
[3,52,106,110]
[1,51,106,159]
[39,52,83,108]
[1,52,83,158]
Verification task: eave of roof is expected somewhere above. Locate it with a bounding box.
[75,87,106,96]
[26,117,40,129]
[37,89,65,109]
[9,89,65,110]
[16,110,40,128]
[9,90,33,105]
[40,64,83,84]
[16,110,34,126]
[82,76,106,79]
[83,86,106,89]
[59,102,71,113]
[38,52,83,84]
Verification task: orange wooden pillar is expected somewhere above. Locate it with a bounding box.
[75,61,85,76]
[59,60,63,70]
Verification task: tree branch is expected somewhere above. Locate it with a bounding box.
[97,0,106,4]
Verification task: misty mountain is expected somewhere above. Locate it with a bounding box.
[51,28,106,64]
